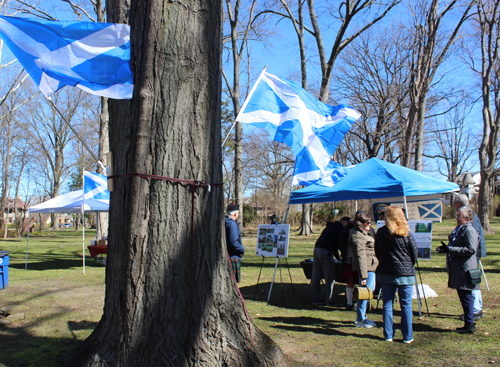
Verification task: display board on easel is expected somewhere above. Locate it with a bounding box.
[256,224,290,257]
[254,224,294,303]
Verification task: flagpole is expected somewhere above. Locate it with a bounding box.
[283,158,300,224]
[82,170,86,275]
[47,98,105,171]
[221,66,268,147]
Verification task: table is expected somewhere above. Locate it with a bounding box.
[88,245,108,258]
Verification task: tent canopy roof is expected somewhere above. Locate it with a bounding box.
[29,189,109,213]
[290,158,459,204]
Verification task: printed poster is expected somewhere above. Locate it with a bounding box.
[256,224,290,258]
[373,199,443,222]
[377,220,432,259]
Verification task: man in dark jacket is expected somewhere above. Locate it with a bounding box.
[225,203,245,283]
[311,217,349,306]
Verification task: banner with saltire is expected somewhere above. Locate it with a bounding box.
[236,70,360,186]
[0,15,133,99]
[83,171,110,201]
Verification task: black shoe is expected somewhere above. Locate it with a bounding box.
[456,323,476,334]
[346,304,355,311]
[459,311,483,321]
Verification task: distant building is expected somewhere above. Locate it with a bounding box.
[2,197,27,224]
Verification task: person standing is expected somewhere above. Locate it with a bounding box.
[339,217,356,310]
[225,203,245,283]
[375,206,418,344]
[453,194,485,320]
[311,217,349,306]
[350,212,378,328]
[437,206,480,334]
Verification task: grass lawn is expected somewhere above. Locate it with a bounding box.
[0,219,499,367]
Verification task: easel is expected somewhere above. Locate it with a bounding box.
[253,255,295,304]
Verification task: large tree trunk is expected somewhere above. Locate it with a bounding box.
[64,0,288,366]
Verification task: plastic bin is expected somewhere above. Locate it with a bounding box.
[0,250,10,289]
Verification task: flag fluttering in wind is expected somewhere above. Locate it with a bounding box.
[296,160,352,187]
[237,71,360,186]
[0,16,133,99]
[83,171,110,201]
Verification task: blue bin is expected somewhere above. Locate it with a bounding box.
[0,250,9,289]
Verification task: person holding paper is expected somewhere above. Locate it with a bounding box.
[437,206,479,334]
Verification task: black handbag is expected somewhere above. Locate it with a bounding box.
[468,268,482,285]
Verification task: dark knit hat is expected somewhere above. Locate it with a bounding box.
[227,203,240,212]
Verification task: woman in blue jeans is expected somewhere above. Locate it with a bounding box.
[350,211,378,328]
[375,206,418,343]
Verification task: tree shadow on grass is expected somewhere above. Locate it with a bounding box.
[10,255,101,271]
[0,309,95,366]
[258,314,453,339]
[257,316,383,340]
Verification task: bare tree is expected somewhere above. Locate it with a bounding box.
[223,0,274,234]
[474,0,500,232]
[64,0,288,365]
[334,27,412,163]
[401,0,475,170]
[24,88,90,228]
[424,94,476,182]
[244,130,294,217]
[262,0,400,234]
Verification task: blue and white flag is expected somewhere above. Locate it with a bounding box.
[0,16,133,99]
[83,171,110,201]
[237,71,360,186]
[296,160,353,187]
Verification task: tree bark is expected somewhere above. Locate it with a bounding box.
[64,0,289,365]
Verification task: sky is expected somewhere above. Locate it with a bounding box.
[0,0,488,203]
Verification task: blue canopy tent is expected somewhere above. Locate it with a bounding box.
[290,158,459,204]
[289,158,458,316]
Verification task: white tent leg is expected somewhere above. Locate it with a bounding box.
[25,212,30,270]
[82,210,86,275]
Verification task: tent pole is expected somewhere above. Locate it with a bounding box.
[82,212,86,275]
[355,200,357,212]
[25,210,30,270]
[404,195,430,317]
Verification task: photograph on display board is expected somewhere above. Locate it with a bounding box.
[377,220,432,259]
[256,224,290,258]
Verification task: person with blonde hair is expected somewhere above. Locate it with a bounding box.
[375,206,418,343]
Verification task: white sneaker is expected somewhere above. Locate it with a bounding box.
[355,320,373,328]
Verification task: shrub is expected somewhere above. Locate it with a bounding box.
[242,204,256,226]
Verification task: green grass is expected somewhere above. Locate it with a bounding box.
[0,221,499,366]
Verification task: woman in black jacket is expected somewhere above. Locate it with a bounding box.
[375,206,418,343]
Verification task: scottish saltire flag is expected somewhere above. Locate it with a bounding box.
[237,71,360,186]
[0,16,133,99]
[83,171,110,201]
[301,161,353,187]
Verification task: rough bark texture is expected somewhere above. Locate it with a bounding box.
[63,0,289,366]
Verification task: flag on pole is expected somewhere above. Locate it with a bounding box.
[0,15,133,99]
[83,171,110,201]
[236,71,360,186]
[295,160,353,187]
